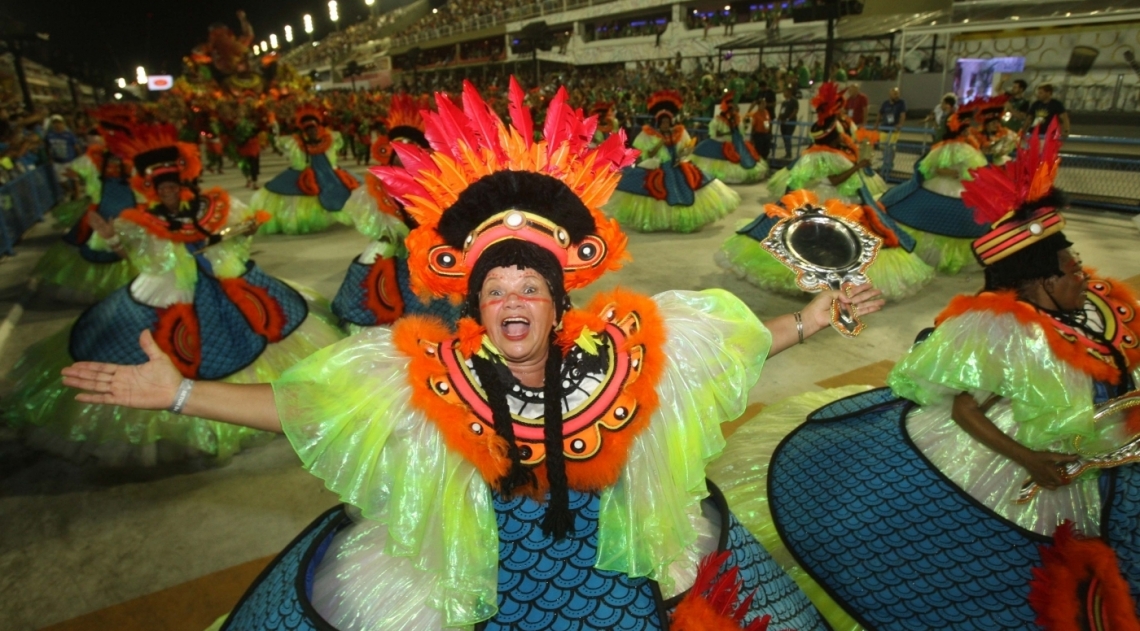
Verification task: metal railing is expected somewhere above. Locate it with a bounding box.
[391,0,622,49]
[0,167,60,256]
[632,117,1140,214]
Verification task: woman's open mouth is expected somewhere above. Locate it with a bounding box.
[501,316,530,341]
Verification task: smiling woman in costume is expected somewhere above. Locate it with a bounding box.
[61,79,884,630]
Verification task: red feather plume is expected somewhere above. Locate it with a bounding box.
[961,118,1063,226]
[811,82,844,126]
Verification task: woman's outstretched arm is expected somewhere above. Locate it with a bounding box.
[61,330,282,433]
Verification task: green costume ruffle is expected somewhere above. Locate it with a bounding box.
[4,298,344,464]
[33,241,136,302]
[715,233,801,295]
[899,224,981,275]
[606,179,741,233]
[252,189,354,235]
[688,155,769,185]
[273,289,771,625]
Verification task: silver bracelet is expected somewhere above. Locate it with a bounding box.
[169,378,195,414]
[794,311,805,345]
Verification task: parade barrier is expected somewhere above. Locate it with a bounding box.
[0,167,60,256]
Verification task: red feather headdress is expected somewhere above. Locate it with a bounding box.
[812,82,845,126]
[105,123,201,203]
[963,119,1065,265]
[370,77,638,301]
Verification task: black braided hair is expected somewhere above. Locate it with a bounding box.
[541,329,573,539]
[469,353,536,496]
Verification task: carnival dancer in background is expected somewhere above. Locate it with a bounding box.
[974,95,1019,165]
[34,106,141,302]
[5,123,343,466]
[880,102,990,274]
[765,82,884,204]
[251,104,360,235]
[59,77,887,631]
[332,93,461,333]
[232,101,265,190]
[690,92,768,184]
[721,83,933,300]
[709,120,1140,631]
[604,89,740,232]
[590,101,617,146]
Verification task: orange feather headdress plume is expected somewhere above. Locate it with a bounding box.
[647,89,684,121]
[373,94,429,166]
[963,119,1065,266]
[371,77,638,302]
[105,123,201,202]
[293,103,325,129]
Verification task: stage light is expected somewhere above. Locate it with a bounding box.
[329,1,339,22]
[253,44,261,54]
[270,34,279,49]
[116,77,126,88]
[285,25,294,42]
[304,14,314,34]
[136,66,147,84]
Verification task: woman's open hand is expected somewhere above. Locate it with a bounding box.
[61,330,182,410]
[86,211,116,240]
[802,282,885,333]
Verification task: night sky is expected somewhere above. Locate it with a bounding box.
[6,0,406,85]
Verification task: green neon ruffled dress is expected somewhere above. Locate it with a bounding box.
[34,152,140,302]
[272,289,779,629]
[604,129,741,233]
[251,132,357,235]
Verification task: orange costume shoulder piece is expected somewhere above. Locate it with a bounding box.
[119,188,232,243]
[935,278,1139,385]
[392,288,666,497]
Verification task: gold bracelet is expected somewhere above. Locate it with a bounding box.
[794,311,804,344]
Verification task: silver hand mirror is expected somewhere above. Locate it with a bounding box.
[760,203,882,337]
[1016,391,1140,503]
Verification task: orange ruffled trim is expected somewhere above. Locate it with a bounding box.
[119,188,231,243]
[934,281,1140,385]
[394,315,513,487]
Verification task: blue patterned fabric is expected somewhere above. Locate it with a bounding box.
[483,490,662,631]
[769,388,1048,630]
[1103,463,1140,610]
[332,256,462,330]
[265,168,306,196]
[221,483,827,631]
[311,154,354,212]
[331,259,376,326]
[880,169,988,238]
[615,145,712,207]
[221,506,347,631]
[396,256,462,328]
[736,214,779,240]
[68,261,308,380]
[692,129,757,169]
[98,180,137,219]
[263,156,358,212]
